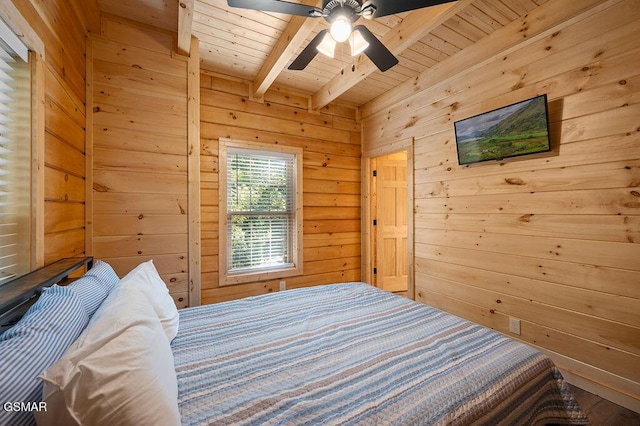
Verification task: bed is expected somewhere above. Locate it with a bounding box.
[0,259,588,425]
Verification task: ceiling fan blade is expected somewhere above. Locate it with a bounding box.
[288,30,329,70]
[361,0,454,18]
[227,0,322,17]
[354,25,399,72]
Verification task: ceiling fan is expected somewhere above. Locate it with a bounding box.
[226,0,453,72]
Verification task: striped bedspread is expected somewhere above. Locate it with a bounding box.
[172,283,588,425]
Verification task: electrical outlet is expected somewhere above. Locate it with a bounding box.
[279,281,286,291]
[509,317,521,335]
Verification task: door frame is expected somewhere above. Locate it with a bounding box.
[361,139,414,299]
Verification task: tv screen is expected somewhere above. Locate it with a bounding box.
[454,94,551,165]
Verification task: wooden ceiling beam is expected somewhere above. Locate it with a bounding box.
[178,0,194,55]
[310,0,474,110]
[252,1,322,99]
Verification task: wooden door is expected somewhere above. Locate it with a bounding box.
[375,153,408,292]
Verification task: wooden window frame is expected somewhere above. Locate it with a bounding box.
[219,138,303,286]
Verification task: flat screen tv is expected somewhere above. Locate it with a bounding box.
[454,94,551,165]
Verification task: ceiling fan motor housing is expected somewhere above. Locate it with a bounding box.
[323,0,361,23]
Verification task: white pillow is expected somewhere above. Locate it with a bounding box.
[37,285,181,426]
[119,260,180,341]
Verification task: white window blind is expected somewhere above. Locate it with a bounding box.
[226,148,296,274]
[0,30,30,285]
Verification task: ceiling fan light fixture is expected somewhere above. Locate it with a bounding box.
[349,29,369,56]
[330,16,352,43]
[316,32,337,58]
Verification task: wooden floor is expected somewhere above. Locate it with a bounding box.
[568,384,640,425]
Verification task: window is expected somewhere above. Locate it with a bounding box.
[219,139,303,285]
[0,18,32,284]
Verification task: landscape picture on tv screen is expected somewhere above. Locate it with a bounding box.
[454,94,551,165]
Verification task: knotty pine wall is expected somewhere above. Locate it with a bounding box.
[361,0,639,407]
[10,0,100,265]
[88,16,191,307]
[200,75,361,304]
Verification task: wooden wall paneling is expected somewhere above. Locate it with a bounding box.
[202,281,279,304]
[86,34,98,259]
[416,212,640,245]
[93,59,188,99]
[303,193,361,207]
[11,1,86,102]
[415,133,640,185]
[200,105,353,144]
[92,105,187,138]
[97,0,178,33]
[415,242,640,300]
[200,134,219,295]
[92,147,187,174]
[44,99,85,152]
[93,193,188,215]
[416,187,638,217]
[92,38,187,77]
[361,0,609,121]
[416,159,640,198]
[69,0,100,35]
[361,156,373,285]
[201,127,360,159]
[44,168,85,203]
[45,203,85,235]
[44,64,85,127]
[45,133,85,178]
[201,123,360,158]
[30,1,88,87]
[41,55,88,263]
[93,126,187,157]
[90,16,190,304]
[93,214,187,237]
[93,234,188,257]
[44,229,85,265]
[200,183,218,208]
[187,35,201,306]
[93,82,187,117]
[200,75,361,304]
[361,0,640,410]
[102,14,174,55]
[364,0,638,148]
[93,170,187,195]
[30,52,45,268]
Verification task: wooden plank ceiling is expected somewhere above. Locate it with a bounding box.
[98,0,548,108]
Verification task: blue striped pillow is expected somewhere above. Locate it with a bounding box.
[66,260,119,318]
[0,285,89,426]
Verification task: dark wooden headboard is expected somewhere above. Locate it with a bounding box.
[0,257,93,333]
